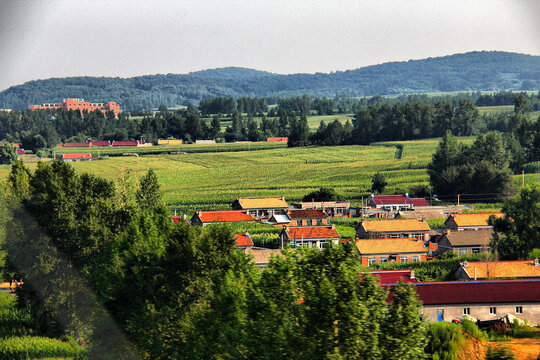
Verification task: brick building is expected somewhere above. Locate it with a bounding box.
[28,98,120,116]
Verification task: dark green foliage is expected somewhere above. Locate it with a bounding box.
[303,187,345,202]
[287,114,310,147]
[136,169,162,210]
[428,131,514,199]
[371,172,387,194]
[1,52,539,110]
[460,319,485,340]
[490,185,540,259]
[0,143,18,165]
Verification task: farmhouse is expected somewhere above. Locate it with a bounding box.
[290,201,350,217]
[356,238,427,266]
[63,142,90,148]
[190,210,253,226]
[433,228,492,257]
[61,153,92,162]
[112,140,139,147]
[195,140,216,144]
[406,280,540,324]
[444,212,503,231]
[234,233,254,248]
[245,248,283,268]
[232,196,289,220]
[454,260,540,280]
[367,194,431,211]
[288,209,328,227]
[90,140,110,146]
[355,219,430,241]
[267,137,288,142]
[280,225,339,249]
[158,139,183,145]
[267,214,291,225]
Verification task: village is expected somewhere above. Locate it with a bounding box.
[177,193,540,326]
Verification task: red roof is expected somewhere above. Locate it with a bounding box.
[12,143,19,148]
[16,149,25,155]
[197,210,253,223]
[112,140,138,146]
[284,226,339,240]
[90,140,110,146]
[267,137,288,142]
[64,142,90,147]
[411,198,430,206]
[62,153,92,159]
[369,270,419,285]
[371,195,412,205]
[401,280,540,305]
[234,233,254,247]
[288,209,328,219]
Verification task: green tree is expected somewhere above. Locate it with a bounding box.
[136,169,162,210]
[490,185,540,259]
[514,94,531,115]
[371,172,387,194]
[0,143,18,165]
[303,187,344,202]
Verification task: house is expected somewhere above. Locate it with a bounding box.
[61,153,92,162]
[402,280,540,323]
[444,212,503,231]
[112,140,139,147]
[245,248,283,268]
[63,142,90,147]
[288,209,328,227]
[355,219,431,241]
[190,210,254,226]
[172,215,190,225]
[90,140,110,146]
[195,140,216,144]
[368,269,419,284]
[290,201,350,217]
[267,137,288,142]
[234,232,254,248]
[28,98,120,116]
[232,196,289,220]
[280,225,340,249]
[433,228,492,257]
[397,209,446,220]
[158,139,183,145]
[367,194,431,211]
[454,260,540,280]
[16,148,25,156]
[356,238,427,266]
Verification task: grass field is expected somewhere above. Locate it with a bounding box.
[2,137,538,215]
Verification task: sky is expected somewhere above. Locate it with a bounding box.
[0,0,539,91]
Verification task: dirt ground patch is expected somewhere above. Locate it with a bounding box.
[488,339,540,360]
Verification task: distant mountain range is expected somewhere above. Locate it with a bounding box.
[1,51,539,111]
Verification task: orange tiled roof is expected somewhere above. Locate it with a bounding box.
[356,238,427,255]
[359,219,430,232]
[234,233,254,247]
[245,248,283,265]
[462,260,540,279]
[449,212,503,227]
[62,153,92,159]
[285,226,339,240]
[198,210,253,223]
[236,197,288,209]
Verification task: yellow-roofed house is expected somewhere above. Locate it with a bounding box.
[355,219,431,241]
[232,196,289,220]
[455,260,540,280]
[355,238,427,266]
[444,212,503,231]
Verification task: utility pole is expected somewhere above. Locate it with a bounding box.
[457,194,460,207]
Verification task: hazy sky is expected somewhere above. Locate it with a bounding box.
[0,0,539,90]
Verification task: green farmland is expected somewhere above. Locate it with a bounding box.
[2,137,538,214]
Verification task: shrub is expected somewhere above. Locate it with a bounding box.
[461,319,485,340]
[486,345,516,360]
[425,322,465,360]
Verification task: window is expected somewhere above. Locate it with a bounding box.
[380,257,388,263]
[400,256,408,263]
[368,257,376,265]
[463,308,470,315]
[412,255,420,262]
[489,307,497,314]
[516,306,522,314]
[459,248,467,256]
[472,248,481,254]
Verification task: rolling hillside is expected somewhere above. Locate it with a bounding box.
[0,51,538,110]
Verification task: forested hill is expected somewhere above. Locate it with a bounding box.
[1,51,539,110]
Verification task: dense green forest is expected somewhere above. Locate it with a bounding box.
[1,51,539,110]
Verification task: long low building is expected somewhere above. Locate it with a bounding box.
[385,280,540,323]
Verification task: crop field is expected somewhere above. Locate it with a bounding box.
[2,137,539,215]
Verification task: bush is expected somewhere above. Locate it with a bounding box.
[461,319,485,340]
[425,322,464,360]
